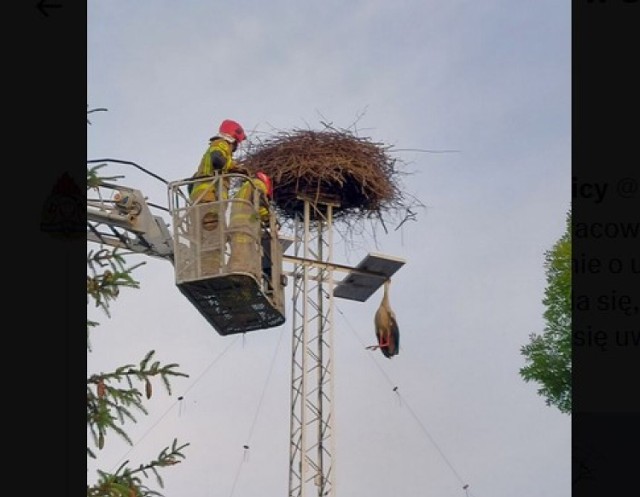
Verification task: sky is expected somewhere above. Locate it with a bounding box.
[87,1,571,496]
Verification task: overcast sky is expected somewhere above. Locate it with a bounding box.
[87,1,571,496]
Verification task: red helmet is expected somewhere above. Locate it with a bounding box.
[219,119,246,143]
[256,171,273,198]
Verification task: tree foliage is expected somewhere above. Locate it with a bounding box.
[520,210,571,414]
[87,155,190,495]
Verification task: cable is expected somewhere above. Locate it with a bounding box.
[335,304,475,497]
[247,326,287,443]
[228,325,287,497]
[106,335,241,472]
[180,336,242,398]
[399,391,468,488]
[392,148,460,154]
[87,158,169,185]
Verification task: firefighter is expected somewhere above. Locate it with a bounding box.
[189,119,247,276]
[227,171,272,278]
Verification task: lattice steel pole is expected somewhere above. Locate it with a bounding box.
[289,199,336,497]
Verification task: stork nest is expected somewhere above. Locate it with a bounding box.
[238,125,413,225]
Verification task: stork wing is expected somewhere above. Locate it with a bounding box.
[389,314,400,356]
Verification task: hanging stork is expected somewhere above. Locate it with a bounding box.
[366,278,399,358]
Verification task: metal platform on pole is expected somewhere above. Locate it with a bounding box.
[333,252,406,302]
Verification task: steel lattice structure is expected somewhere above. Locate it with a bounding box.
[288,200,336,497]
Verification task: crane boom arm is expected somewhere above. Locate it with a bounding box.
[87,182,174,262]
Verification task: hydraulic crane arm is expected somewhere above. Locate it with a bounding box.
[87,182,174,262]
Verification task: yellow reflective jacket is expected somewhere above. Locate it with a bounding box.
[232,178,270,222]
[190,138,235,202]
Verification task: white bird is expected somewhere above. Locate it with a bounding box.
[367,279,399,358]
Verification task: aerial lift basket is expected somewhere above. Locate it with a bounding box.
[168,172,286,335]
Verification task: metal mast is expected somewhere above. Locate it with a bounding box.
[288,199,336,497]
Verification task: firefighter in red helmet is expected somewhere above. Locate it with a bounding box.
[190,119,246,200]
[227,171,273,278]
[189,119,247,276]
